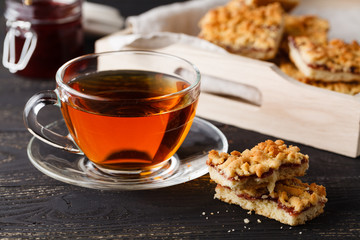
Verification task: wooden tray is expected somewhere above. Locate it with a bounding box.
[95,34,360,158]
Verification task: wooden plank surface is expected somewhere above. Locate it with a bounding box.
[1,126,360,239]
[0,1,360,239]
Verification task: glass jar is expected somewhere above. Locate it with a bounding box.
[3,0,83,78]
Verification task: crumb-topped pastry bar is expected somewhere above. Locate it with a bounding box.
[207,140,309,192]
[198,1,285,60]
[289,36,360,82]
[280,60,360,95]
[215,178,327,226]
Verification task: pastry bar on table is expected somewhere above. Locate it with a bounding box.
[288,36,360,82]
[215,178,327,226]
[198,0,285,60]
[207,140,309,193]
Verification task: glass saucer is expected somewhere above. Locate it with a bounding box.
[27,117,228,190]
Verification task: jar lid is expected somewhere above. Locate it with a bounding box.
[4,0,82,24]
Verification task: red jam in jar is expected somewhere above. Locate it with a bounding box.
[3,0,83,78]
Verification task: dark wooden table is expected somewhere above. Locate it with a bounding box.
[1,1,359,239]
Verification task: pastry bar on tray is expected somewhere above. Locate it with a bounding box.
[207,140,309,192]
[289,36,360,82]
[280,60,360,95]
[198,1,285,60]
[215,178,327,226]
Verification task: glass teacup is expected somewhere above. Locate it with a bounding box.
[24,50,201,175]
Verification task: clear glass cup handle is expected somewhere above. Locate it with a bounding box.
[23,90,81,154]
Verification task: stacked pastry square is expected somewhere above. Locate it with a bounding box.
[198,0,360,95]
[206,140,327,226]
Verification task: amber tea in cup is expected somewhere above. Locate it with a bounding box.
[24,51,201,174]
[62,70,197,170]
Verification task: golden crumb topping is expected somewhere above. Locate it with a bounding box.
[270,178,327,212]
[207,139,309,178]
[198,1,284,53]
[290,36,360,74]
[284,15,329,44]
